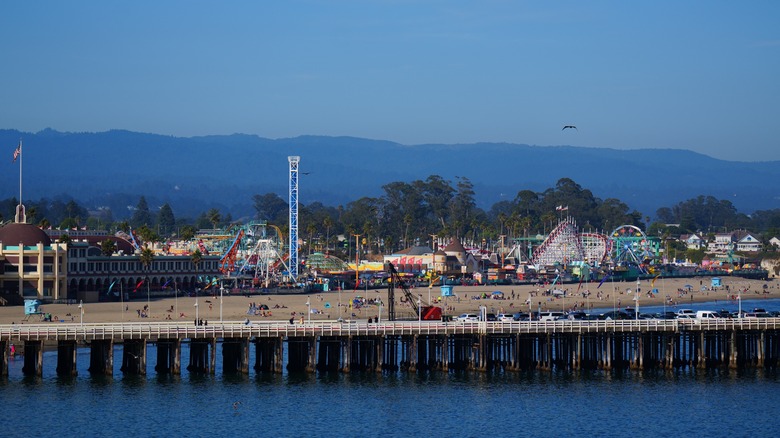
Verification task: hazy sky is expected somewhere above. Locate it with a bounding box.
[2,1,778,161]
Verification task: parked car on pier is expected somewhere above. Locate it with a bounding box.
[512,312,530,321]
[695,310,721,320]
[539,311,565,321]
[598,311,631,320]
[497,313,515,322]
[456,313,479,322]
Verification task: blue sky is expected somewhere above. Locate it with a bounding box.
[2,1,778,161]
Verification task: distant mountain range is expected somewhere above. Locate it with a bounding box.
[2,128,779,221]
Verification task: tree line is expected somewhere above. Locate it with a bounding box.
[2,177,780,257]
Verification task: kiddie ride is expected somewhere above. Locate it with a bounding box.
[386,263,442,321]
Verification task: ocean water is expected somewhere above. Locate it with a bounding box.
[2,344,779,438]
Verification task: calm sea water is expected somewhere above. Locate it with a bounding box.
[3,339,780,437]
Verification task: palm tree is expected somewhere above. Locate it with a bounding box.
[191,249,203,295]
[307,223,317,254]
[323,216,333,251]
[100,239,117,256]
[207,209,221,230]
[140,246,155,316]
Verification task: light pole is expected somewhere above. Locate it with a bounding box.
[417,295,421,323]
[146,276,151,319]
[120,283,124,322]
[306,298,311,324]
[174,281,178,319]
[194,301,199,324]
[353,233,361,288]
[738,288,742,318]
[220,283,224,322]
[78,300,83,326]
[635,278,641,320]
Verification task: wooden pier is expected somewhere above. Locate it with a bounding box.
[2,319,779,376]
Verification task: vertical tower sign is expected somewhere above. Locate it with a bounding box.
[288,156,300,281]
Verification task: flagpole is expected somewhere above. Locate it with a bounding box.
[18,139,23,206]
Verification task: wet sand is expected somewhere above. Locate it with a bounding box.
[1,276,776,324]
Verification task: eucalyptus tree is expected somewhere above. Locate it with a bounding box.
[449,177,477,238]
[421,175,455,229]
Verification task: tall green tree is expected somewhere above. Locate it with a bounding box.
[449,177,476,237]
[252,193,288,223]
[157,203,176,236]
[131,196,153,227]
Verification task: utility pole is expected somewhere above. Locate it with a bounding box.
[353,233,361,287]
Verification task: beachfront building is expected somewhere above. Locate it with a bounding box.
[383,239,481,278]
[0,221,68,303]
[63,236,221,302]
[384,246,435,274]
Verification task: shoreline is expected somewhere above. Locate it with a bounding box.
[1,277,776,324]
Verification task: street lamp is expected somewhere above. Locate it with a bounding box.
[306,298,311,324]
[194,301,199,324]
[146,276,151,319]
[635,278,641,320]
[417,295,421,323]
[220,283,224,322]
[78,300,83,326]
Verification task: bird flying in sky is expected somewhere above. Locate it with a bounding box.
[562,125,577,131]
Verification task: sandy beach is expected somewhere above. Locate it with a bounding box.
[1,276,776,325]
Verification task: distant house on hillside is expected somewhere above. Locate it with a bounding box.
[680,233,705,250]
[735,231,761,252]
[708,232,736,253]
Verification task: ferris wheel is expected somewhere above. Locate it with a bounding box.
[609,225,654,265]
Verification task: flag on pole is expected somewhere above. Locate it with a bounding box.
[12,144,21,163]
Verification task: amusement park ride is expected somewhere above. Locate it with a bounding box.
[507,217,661,277]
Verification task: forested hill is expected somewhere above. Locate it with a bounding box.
[1,128,778,220]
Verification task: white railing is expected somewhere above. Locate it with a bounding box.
[2,318,779,341]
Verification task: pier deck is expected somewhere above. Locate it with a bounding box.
[2,319,779,376]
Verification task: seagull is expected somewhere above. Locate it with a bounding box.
[301,172,312,175]
[232,401,242,410]
[562,125,577,131]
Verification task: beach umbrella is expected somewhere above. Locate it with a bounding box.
[684,284,693,289]
[324,302,331,309]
